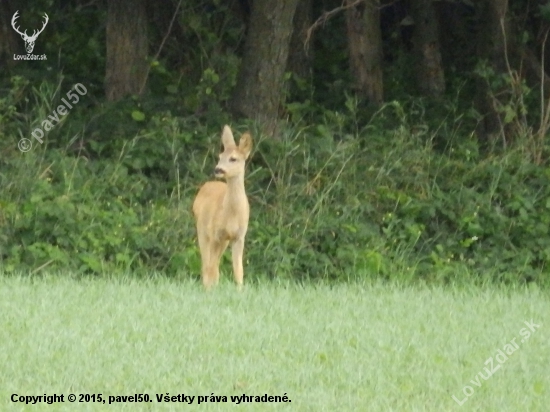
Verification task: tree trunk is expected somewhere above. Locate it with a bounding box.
[287,0,313,80]
[410,0,445,97]
[105,0,149,101]
[0,0,20,70]
[229,0,299,136]
[475,0,510,147]
[345,0,383,105]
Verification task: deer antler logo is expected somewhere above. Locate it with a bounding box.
[11,10,49,54]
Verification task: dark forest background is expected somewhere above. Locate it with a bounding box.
[0,0,549,286]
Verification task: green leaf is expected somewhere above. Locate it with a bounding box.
[503,106,516,124]
[131,111,145,122]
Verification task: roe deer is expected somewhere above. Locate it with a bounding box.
[192,125,253,288]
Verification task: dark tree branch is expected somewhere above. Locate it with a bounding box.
[139,0,183,95]
[305,0,366,51]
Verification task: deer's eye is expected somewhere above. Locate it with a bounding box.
[229,157,237,162]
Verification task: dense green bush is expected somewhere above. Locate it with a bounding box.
[1,79,548,287]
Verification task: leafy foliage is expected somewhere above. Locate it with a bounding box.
[1,80,549,286]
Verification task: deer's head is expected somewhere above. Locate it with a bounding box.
[214,126,252,180]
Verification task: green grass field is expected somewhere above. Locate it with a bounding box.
[0,275,548,411]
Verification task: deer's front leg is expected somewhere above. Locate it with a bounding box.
[231,237,245,286]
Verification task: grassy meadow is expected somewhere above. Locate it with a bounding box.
[0,275,548,411]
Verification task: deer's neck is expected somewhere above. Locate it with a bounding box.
[223,175,247,211]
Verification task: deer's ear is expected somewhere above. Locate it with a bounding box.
[221,125,236,149]
[239,132,253,159]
